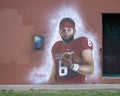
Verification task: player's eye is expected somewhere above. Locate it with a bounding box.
[60,28,73,33]
[62,29,66,32]
[68,29,71,32]
[68,28,73,32]
[61,29,67,33]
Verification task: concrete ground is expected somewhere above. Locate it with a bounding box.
[0,84,120,91]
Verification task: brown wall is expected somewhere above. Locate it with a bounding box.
[0,0,120,84]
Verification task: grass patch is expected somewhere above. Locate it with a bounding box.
[0,89,120,96]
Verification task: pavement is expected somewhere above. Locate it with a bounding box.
[0,84,120,91]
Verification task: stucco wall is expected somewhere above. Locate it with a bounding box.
[0,0,120,84]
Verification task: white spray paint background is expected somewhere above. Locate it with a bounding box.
[28,5,101,84]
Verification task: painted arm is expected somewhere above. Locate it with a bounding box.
[70,49,94,75]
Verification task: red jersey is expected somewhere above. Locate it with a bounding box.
[52,37,93,84]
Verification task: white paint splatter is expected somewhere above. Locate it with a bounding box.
[28,65,51,84]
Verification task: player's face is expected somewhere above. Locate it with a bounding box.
[59,27,76,43]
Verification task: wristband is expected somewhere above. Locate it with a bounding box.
[72,64,79,71]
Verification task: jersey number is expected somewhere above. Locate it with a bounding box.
[88,39,92,46]
[59,60,68,77]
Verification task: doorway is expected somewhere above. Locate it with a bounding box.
[102,13,120,77]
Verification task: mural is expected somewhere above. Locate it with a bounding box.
[0,0,120,85]
[29,5,101,84]
[51,17,94,84]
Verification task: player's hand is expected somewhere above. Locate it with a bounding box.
[62,52,83,67]
[62,52,72,67]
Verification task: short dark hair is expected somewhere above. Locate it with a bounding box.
[59,17,75,27]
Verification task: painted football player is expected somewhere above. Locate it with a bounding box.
[49,17,94,84]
